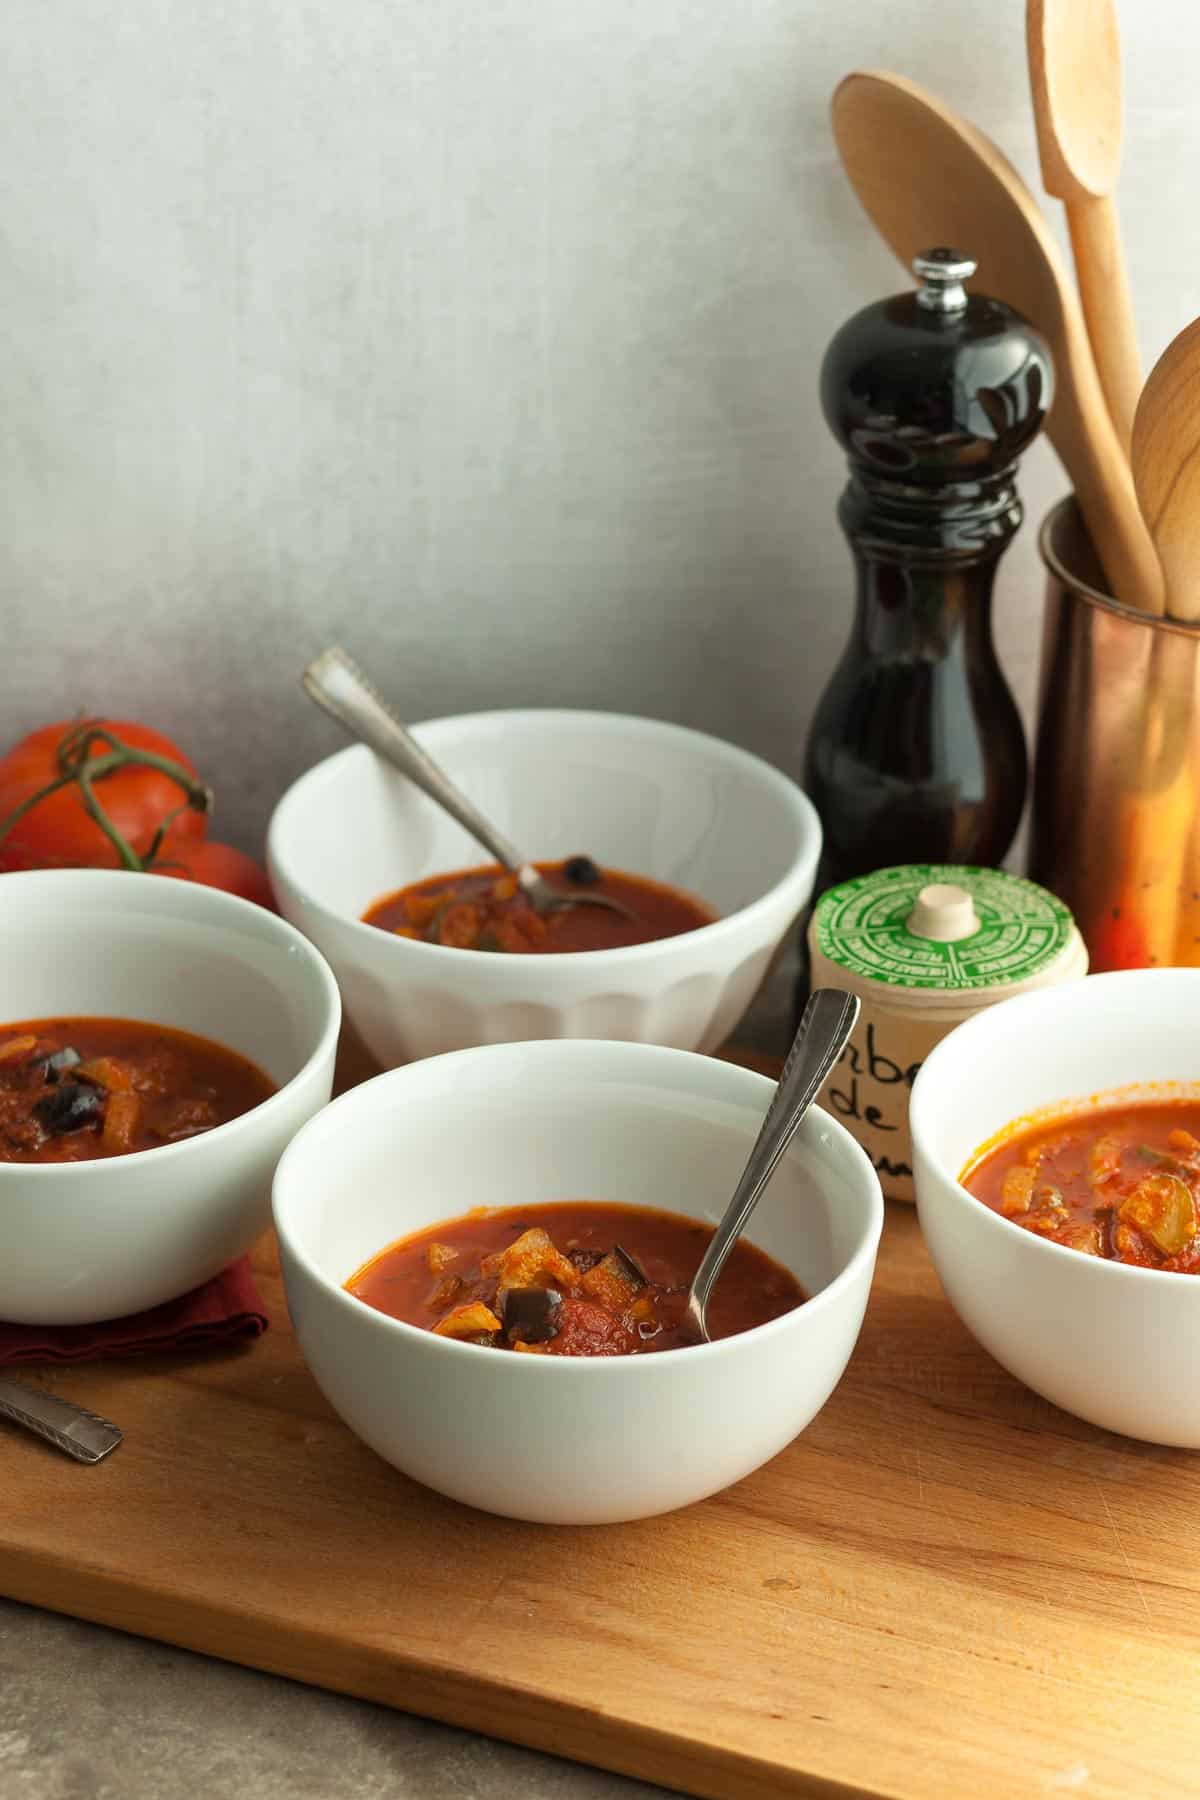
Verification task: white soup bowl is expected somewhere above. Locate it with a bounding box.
[0,869,341,1325]
[910,968,1200,1445]
[266,709,821,1065]
[273,1038,883,1525]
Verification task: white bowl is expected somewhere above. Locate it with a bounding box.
[0,869,341,1325]
[910,968,1200,1446]
[273,1038,883,1524]
[266,710,821,1065]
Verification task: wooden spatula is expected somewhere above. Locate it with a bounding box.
[832,70,1162,615]
[1027,0,1140,456]
[1132,319,1200,624]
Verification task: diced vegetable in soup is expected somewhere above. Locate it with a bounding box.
[346,1202,805,1353]
[0,1017,276,1163]
[362,859,715,954]
[962,1099,1200,1270]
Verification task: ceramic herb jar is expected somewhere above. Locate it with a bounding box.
[807,863,1087,1201]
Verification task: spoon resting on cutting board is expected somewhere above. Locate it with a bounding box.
[831,69,1163,617]
[0,1375,122,1463]
[1027,0,1141,455]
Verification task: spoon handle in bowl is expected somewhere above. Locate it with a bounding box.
[301,647,528,875]
[686,988,860,1337]
[0,1376,122,1464]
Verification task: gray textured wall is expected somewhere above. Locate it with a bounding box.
[3,1,1196,856]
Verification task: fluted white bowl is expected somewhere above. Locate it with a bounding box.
[274,1039,883,1523]
[267,710,820,1065]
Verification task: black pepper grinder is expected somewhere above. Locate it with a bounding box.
[803,247,1053,892]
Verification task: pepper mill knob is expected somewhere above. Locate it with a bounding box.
[912,247,977,314]
[819,244,1054,493]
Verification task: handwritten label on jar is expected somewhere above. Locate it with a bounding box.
[816,1008,949,1203]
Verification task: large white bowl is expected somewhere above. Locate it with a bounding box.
[0,869,341,1325]
[273,1039,883,1524]
[910,968,1200,1446]
[266,710,821,1065]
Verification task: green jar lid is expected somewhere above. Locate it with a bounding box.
[811,863,1078,994]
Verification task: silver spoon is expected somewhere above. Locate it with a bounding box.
[684,987,861,1343]
[302,648,637,924]
[0,1374,122,1463]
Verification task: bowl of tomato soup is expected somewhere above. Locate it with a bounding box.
[0,869,340,1325]
[910,968,1200,1445]
[273,1038,883,1524]
[267,709,821,1065]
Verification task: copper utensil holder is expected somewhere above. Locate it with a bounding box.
[1031,497,1200,970]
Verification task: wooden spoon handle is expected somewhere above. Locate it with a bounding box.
[1048,373,1164,616]
[1132,316,1200,622]
[1065,194,1141,456]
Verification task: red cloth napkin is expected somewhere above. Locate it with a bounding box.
[0,1257,269,1366]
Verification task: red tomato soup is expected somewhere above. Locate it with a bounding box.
[0,1017,276,1163]
[347,1201,805,1354]
[962,1097,1200,1270]
[362,859,716,954]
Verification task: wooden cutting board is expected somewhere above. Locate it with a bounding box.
[3,1042,1199,1800]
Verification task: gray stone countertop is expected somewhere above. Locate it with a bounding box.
[3,968,798,1800]
[2,1598,680,1800]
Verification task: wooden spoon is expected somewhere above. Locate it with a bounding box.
[1027,0,1140,456]
[832,70,1163,617]
[1106,320,1200,969]
[1132,319,1200,623]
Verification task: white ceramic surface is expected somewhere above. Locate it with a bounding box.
[0,870,341,1325]
[273,1038,883,1525]
[266,709,821,1066]
[910,968,1200,1446]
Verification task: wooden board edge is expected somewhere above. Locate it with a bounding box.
[0,1546,877,1800]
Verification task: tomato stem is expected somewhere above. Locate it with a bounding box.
[76,763,143,869]
[0,720,212,870]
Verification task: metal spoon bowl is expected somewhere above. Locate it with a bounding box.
[684,987,860,1343]
[302,648,637,924]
